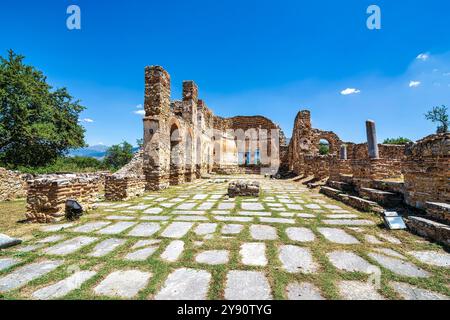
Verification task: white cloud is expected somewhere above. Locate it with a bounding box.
[136,104,143,109]
[340,88,361,95]
[416,53,430,61]
[409,81,421,88]
[80,118,94,123]
[134,109,145,116]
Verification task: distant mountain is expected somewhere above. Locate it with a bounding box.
[68,144,110,159]
[68,145,140,159]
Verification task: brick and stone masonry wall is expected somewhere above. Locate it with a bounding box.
[403,133,450,209]
[0,167,28,201]
[26,174,102,223]
[303,155,333,180]
[105,149,146,201]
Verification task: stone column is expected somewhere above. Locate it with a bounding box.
[366,120,379,159]
[339,144,348,160]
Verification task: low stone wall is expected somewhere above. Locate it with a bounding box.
[105,175,146,201]
[329,159,352,180]
[26,174,102,223]
[403,133,450,209]
[0,167,28,201]
[352,158,403,180]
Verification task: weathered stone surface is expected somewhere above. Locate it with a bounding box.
[127,223,160,237]
[97,222,136,235]
[250,225,278,240]
[372,248,405,259]
[94,270,152,298]
[88,238,126,257]
[327,251,376,273]
[194,223,217,235]
[0,258,21,272]
[241,203,264,211]
[195,250,229,265]
[368,253,430,278]
[318,228,360,244]
[160,240,184,262]
[124,246,158,261]
[32,270,97,300]
[160,222,194,238]
[408,250,450,267]
[176,203,197,210]
[154,268,211,300]
[0,260,63,293]
[143,207,163,214]
[40,223,74,232]
[285,227,315,242]
[240,243,267,266]
[224,271,272,300]
[71,221,111,233]
[44,236,98,255]
[132,239,161,249]
[238,211,271,216]
[228,181,260,198]
[279,245,317,273]
[218,203,235,210]
[259,217,295,224]
[390,281,449,300]
[0,234,22,249]
[215,216,253,222]
[286,282,324,300]
[323,219,375,226]
[338,281,385,300]
[222,224,244,235]
[174,215,208,221]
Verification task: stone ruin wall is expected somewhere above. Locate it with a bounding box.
[26,174,103,223]
[142,66,286,188]
[0,167,28,201]
[403,133,449,209]
[104,149,146,201]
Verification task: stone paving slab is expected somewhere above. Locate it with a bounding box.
[160,240,184,262]
[160,222,194,238]
[0,260,63,293]
[194,223,217,235]
[37,235,66,244]
[132,239,161,249]
[195,250,229,265]
[94,270,152,298]
[32,270,97,300]
[143,208,163,214]
[259,217,295,224]
[44,236,98,255]
[318,228,360,244]
[286,282,324,300]
[174,215,209,221]
[241,203,264,211]
[127,223,161,237]
[124,246,158,261]
[40,223,75,232]
[88,238,126,257]
[372,248,405,259]
[338,280,385,300]
[224,271,272,300]
[215,216,253,222]
[96,222,136,235]
[408,251,450,267]
[71,221,111,233]
[390,281,449,300]
[154,268,211,300]
[222,224,244,235]
[0,258,21,272]
[140,216,170,221]
[327,251,376,274]
[323,219,375,226]
[106,215,135,221]
[279,245,317,273]
[171,210,205,215]
[240,243,267,266]
[250,225,278,240]
[368,253,430,278]
[238,211,271,216]
[285,227,315,242]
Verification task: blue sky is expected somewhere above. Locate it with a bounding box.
[1,0,450,146]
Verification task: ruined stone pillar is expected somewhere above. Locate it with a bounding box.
[339,144,348,160]
[366,120,379,159]
[143,66,171,190]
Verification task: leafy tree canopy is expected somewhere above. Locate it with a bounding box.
[0,50,86,168]
[425,105,449,134]
[382,137,412,145]
[103,141,134,170]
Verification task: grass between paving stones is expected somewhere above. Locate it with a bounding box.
[1,179,449,300]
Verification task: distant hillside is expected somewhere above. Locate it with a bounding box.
[68,145,140,159]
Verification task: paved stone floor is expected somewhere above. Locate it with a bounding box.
[0,176,449,300]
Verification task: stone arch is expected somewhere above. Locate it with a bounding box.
[314,132,341,155]
[169,121,184,185]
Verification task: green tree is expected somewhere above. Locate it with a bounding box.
[425,105,449,133]
[383,137,412,145]
[0,50,85,168]
[103,141,134,170]
[319,142,330,155]
[136,138,144,148]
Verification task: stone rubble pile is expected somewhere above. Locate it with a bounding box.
[228,180,260,197]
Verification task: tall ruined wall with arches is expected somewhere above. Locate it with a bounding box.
[142,66,286,190]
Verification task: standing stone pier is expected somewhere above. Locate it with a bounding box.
[366,120,379,159]
[339,145,348,160]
